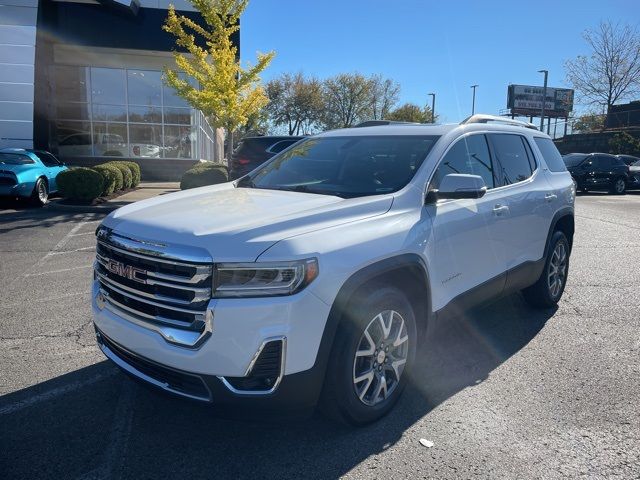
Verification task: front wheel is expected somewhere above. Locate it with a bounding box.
[320,286,417,425]
[522,231,570,308]
[610,177,626,195]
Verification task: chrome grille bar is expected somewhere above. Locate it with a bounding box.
[94,228,214,348]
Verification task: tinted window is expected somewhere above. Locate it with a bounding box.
[563,154,588,167]
[0,153,34,165]
[245,135,439,198]
[268,140,298,154]
[534,137,566,172]
[593,155,611,168]
[432,134,494,189]
[33,151,60,167]
[489,134,533,185]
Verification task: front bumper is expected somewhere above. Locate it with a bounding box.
[96,327,326,408]
[92,280,332,403]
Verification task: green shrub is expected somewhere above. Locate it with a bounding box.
[104,162,133,189]
[57,168,104,201]
[180,163,229,190]
[119,161,141,187]
[92,164,123,195]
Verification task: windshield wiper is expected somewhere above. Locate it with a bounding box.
[277,185,348,198]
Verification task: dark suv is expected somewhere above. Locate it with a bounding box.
[229,136,304,179]
[562,153,629,194]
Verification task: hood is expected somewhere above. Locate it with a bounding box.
[103,183,393,261]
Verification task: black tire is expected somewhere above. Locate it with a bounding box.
[320,285,417,425]
[609,177,626,195]
[31,177,48,206]
[522,231,570,308]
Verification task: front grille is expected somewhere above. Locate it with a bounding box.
[95,230,212,344]
[223,339,284,392]
[98,330,211,401]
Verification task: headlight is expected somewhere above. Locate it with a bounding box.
[213,258,319,298]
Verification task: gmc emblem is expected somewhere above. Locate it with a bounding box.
[106,259,147,284]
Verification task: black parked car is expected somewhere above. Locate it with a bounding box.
[562,153,630,194]
[229,136,304,180]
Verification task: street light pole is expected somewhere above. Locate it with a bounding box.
[470,84,478,115]
[428,93,435,123]
[538,69,548,131]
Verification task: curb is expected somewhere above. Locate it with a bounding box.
[44,200,121,213]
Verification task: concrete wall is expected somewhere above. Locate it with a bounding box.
[0,0,37,149]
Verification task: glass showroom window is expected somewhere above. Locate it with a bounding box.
[50,65,213,160]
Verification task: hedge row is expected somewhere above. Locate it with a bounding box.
[180,163,228,190]
[57,161,141,202]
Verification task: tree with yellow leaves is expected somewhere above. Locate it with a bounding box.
[163,0,274,160]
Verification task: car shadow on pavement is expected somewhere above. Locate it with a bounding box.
[0,294,555,480]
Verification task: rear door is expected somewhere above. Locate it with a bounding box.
[486,133,552,268]
[591,155,611,187]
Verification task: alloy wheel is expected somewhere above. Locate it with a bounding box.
[547,241,567,298]
[352,310,409,407]
[614,178,625,194]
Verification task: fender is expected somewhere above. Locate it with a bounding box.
[544,206,575,258]
[308,254,432,393]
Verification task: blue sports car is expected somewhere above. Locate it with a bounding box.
[0,148,68,206]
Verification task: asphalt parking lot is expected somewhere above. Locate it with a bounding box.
[1,193,639,479]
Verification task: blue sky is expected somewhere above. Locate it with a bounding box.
[240,0,640,122]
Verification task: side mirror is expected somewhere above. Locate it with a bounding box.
[426,174,487,203]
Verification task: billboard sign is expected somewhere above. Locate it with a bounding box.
[507,85,574,117]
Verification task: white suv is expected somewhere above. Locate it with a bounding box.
[92,115,574,424]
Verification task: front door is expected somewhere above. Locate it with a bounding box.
[425,133,507,313]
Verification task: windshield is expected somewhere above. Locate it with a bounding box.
[633,160,640,167]
[239,135,440,198]
[563,154,588,167]
[0,153,34,165]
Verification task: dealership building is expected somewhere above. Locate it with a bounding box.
[1,0,226,179]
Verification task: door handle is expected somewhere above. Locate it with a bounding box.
[544,193,557,202]
[493,204,509,216]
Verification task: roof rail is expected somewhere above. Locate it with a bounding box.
[460,114,538,130]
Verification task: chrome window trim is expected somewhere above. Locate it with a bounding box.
[218,336,287,396]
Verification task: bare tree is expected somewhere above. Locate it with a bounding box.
[369,75,400,120]
[565,21,640,112]
[266,73,324,135]
[322,73,374,128]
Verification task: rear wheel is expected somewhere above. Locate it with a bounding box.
[522,231,569,308]
[610,177,626,195]
[31,178,48,206]
[320,285,417,425]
